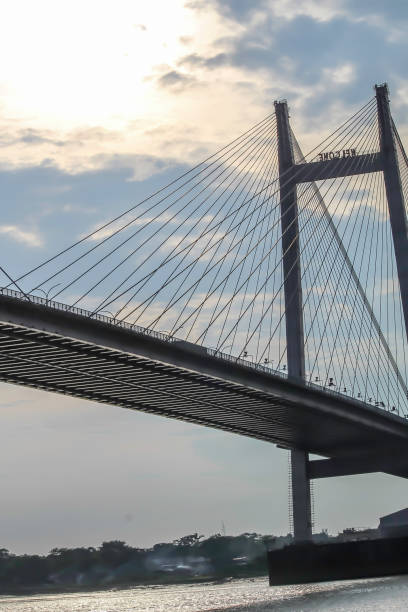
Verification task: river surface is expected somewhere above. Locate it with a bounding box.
[1,575,408,611]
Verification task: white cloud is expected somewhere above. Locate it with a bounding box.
[85,212,176,242]
[268,0,346,23]
[0,224,42,247]
[329,63,356,85]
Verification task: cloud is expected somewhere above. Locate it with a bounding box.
[88,153,170,182]
[5,128,67,148]
[179,35,193,45]
[83,212,216,246]
[0,120,177,179]
[327,63,356,85]
[161,230,229,262]
[157,70,197,91]
[0,0,405,188]
[268,0,345,22]
[195,0,268,22]
[0,122,128,173]
[85,212,176,242]
[0,224,42,247]
[178,52,228,70]
[30,183,72,196]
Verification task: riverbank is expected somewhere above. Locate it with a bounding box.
[0,569,267,597]
[0,532,275,595]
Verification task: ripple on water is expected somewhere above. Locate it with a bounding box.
[1,575,408,611]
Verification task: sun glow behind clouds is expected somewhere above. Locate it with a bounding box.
[0,0,196,128]
[0,0,251,173]
[0,1,263,174]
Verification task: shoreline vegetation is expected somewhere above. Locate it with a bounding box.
[0,532,282,595]
[0,574,265,598]
[1,528,377,596]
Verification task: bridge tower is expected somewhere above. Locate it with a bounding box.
[275,84,408,542]
[375,84,408,341]
[275,99,312,542]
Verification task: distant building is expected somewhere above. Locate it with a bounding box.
[379,508,408,537]
[313,530,330,544]
[337,527,378,541]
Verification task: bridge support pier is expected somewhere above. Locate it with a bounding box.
[291,449,312,541]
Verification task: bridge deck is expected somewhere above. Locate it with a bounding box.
[0,291,408,460]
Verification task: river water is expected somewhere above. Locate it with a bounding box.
[1,575,408,611]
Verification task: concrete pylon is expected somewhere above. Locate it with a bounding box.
[275,100,312,542]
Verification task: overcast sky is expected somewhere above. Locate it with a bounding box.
[1,0,408,555]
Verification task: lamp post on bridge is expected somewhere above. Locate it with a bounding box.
[35,283,61,306]
[100,310,118,324]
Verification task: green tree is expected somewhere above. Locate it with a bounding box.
[100,541,133,567]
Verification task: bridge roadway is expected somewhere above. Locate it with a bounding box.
[1,289,408,479]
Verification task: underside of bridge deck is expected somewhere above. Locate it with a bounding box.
[1,293,408,468]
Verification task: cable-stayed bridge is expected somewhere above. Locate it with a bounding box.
[1,83,407,542]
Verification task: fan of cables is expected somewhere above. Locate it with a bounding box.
[3,97,408,414]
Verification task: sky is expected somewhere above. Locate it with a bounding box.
[1,0,408,555]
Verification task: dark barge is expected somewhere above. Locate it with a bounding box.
[268,535,408,585]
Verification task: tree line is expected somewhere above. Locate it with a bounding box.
[0,532,292,591]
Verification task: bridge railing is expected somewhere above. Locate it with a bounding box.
[0,286,383,409]
[0,286,178,343]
